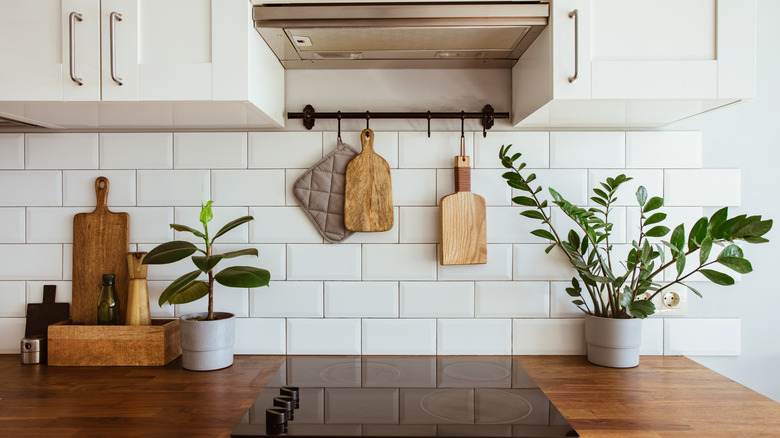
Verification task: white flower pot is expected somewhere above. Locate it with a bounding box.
[179,312,235,371]
[584,314,643,368]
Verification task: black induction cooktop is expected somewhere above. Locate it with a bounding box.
[232,357,578,437]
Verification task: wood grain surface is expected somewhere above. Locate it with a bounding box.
[72,177,129,325]
[125,252,151,326]
[440,156,487,265]
[344,128,393,232]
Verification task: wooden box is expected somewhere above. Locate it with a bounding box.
[48,319,180,366]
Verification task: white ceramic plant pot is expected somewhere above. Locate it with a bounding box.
[584,314,643,368]
[179,312,236,371]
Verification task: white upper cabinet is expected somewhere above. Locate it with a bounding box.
[512,0,757,128]
[0,0,284,129]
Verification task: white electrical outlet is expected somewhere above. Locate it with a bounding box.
[643,286,688,316]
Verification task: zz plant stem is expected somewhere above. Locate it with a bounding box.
[499,144,772,319]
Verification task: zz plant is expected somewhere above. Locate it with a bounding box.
[499,144,772,319]
[142,200,270,321]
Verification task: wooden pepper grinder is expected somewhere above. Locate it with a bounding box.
[126,252,151,326]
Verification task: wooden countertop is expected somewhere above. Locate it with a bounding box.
[1,355,779,437]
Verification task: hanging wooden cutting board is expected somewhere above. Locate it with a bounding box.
[344,128,394,232]
[72,177,129,325]
[440,155,487,265]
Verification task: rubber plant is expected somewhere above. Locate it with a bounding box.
[499,144,773,318]
[142,200,270,321]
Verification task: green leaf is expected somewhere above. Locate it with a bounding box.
[643,196,664,213]
[548,188,564,203]
[572,300,585,306]
[628,299,655,319]
[222,248,259,259]
[699,236,713,265]
[676,254,686,278]
[717,257,753,274]
[520,210,545,220]
[708,207,728,237]
[670,224,685,252]
[170,223,206,239]
[681,282,703,298]
[192,254,223,273]
[733,219,773,239]
[164,281,209,305]
[636,186,648,207]
[200,200,214,225]
[644,212,667,227]
[512,196,537,207]
[212,215,254,242]
[215,266,271,288]
[531,229,556,241]
[593,188,609,200]
[699,269,735,286]
[645,226,670,238]
[143,241,198,265]
[565,288,581,297]
[158,270,202,305]
[688,217,708,248]
[544,243,557,254]
[719,244,744,259]
[567,229,580,249]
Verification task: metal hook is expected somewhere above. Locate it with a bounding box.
[337,111,342,141]
[427,111,432,138]
[460,111,465,138]
[365,111,370,130]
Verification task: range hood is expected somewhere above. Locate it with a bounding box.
[252,2,549,69]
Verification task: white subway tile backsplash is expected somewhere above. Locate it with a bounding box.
[399,207,438,244]
[392,169,436,206]
[325,131,399,168]
[474,131,549,169]
[251,281,323,317]
[550,132,625,168]
[288,244,361,280]
[147,281,176,318]
[0,134,24,169]
[63,170,136,207]
[0,171,61,206]
[235,317,286,354]
[325,281,399,318]
[0,281,26,317]
[249,206,324,243]
[475,281,549,318]
[212,243,286,281]
[0,244,62,280]
[626,132,701,169]
[641,318,664,356]
[0,318,25,353]
[487,207,542,244]
[26,281,72,308]
[363,319,436,355]
[363,244,437,281]
[512,319,586,355]
[437,319,512,355]
[514,244,575,281]
[26,207,88,243]
[285,169,307,206]
[175,285,249,318]
[0,208,25,243]
[399,132,473,169]
[438,244,512,281]
[211,170,285,206]
[589,169,664,207]
[100,133,173,169]
[175,206,250,244]
[400,282,474,317]
[122,207,174,244]
[664,170,741,206]
[25,133,98,169]
[664,318,740,356]
[437,169,511,206]
[249,132,323,169]
[174,132,247,169]
[626,206,704,244]
[550,281,583,318]
[287,319,361,355]
[525,169,589,205]
[137,170,209,206]
[63,244,72,281]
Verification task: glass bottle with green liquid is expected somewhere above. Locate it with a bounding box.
[97,274,120,325]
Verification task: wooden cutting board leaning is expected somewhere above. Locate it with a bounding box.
[344,128,394,232]
[440,137,487,265]
[72,177,129,325]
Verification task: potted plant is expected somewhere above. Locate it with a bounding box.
[142,200,270,371]
[499,145,772,367]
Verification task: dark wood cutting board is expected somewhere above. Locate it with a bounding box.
[344,128,394,232]
[72,177,129,325]
[25,285,70,337]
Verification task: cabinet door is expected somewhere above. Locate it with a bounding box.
[552,0,591,100]
[101,0,139,101]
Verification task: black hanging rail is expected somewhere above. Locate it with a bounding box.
[287,104,509,138]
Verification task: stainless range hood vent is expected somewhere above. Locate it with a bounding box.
[253,2,549,69]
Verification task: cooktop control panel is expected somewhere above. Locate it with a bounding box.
[232,357,578,437]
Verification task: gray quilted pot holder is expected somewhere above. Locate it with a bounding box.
[294,140,359,243]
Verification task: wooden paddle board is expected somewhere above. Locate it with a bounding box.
[344,128,394,231]
[440,156,487,265]
[72,177,129,324]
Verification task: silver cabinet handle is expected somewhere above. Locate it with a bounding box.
[109,11,123,86]
[69,12,84,86]
[568,9,579,83]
